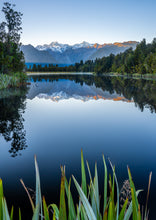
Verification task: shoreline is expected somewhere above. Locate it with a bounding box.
[26,71,156,80]
[26,72,93,76]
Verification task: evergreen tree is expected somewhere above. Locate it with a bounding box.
[0,2,24,74]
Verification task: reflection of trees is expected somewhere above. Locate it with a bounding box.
[29,75,156,113]
[0,87,28,157]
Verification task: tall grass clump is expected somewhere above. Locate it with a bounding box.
[0,151,152,219]
[0,73,27,89]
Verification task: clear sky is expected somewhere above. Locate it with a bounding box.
[0,0,156,46]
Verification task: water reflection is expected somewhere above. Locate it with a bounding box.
[28,75,156,113]
[0,75,156,219]
[0,75,156,158]
[0,87,28,157]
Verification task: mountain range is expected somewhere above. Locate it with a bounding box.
[27,79,132,103]
[21,41,138,64]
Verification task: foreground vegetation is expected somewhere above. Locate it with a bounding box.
[0,72,27,89]
[0,151,152,219]
[27,38,156,75]
[0,2,27,89]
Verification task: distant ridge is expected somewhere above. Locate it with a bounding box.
[21,41,138,64]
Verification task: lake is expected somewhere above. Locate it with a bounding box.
[0,74,156,219]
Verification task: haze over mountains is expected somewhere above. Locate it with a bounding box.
[21,41,137,64]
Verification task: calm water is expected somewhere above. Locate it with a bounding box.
[0,74,156,219]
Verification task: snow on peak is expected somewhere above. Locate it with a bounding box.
[36,42,69,53]
[36,41,94,53]
[72,41,94,49]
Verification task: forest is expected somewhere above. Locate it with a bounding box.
[27,38,156,75]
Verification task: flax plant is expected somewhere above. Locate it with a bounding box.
[0,150,152,220]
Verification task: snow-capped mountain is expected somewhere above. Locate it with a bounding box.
[22,41,138,64]
[72,41,94,50]
[36,41,94,53]
[36,42,70,53]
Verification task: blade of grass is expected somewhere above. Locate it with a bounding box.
[10,206,14,220]
[124,190,142,220]
[65,177,76,220]
[32,204,40,220]
[108,201,113,220]
[86,161,99,217]
[109,159,119,220]
[20,179,35,212]
[81,149,87,196]
[19,208,21,220]
[118,198,128,220]
[94,163,100,214]
[131,187,138,220]
[144,172,152,220]
[72,175,96,220]
[43,197,50,220]
[0,179,3,220]
[2,198,10,220]
[103,155,107,215]
[137,205,141,220]
[34,155,43,220]
[59,166,67,220]
[48,204,59,219]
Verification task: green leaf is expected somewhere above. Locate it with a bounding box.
[80,205,88,220]
[103,155,107,215]
[118,198,128,220]
[65,178,76,220]
[103,209,107,220]
[91,163,100,218]
[81,149,87,196]
[53,211,56,220]
[19,208,21,220]
[32,204,40,220]
[34,155,43,220]
[59,167,67,220]
[10,206,14,220]
[128,167,139,220]
[124,190,142,220]
[48,204,59,219]
[2,198,10,220]
[73,175,96,220]
[0,179,4,220]
[131,188,138,220]
[43,197,50,220]
[137,205,141,220]
[109,159,119,220]
[108,201,113,220]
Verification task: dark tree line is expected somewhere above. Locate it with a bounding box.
[27,38,156,75]
[0,2,25,74]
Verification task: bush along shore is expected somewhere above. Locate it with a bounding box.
[0,72,28,90]
[0,150,152,220]
[0,3,27,90]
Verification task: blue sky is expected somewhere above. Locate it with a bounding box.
[0,0,156,46]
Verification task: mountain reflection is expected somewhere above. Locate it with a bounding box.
[0,75,156,157]
[28,75,156,113]
[0,87,28,157]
